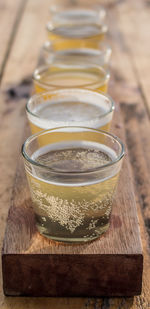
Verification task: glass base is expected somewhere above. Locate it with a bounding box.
[36,223,109,244]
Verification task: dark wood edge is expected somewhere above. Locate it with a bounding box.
[2,253,143,297]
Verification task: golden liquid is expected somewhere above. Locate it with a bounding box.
[30,121,110,135]
[34,67,108,93]
[30,125,111,148]
[47,23,106,51]
[27,143,118,243]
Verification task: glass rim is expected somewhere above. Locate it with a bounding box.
[22,127,125,174]
[49,6,106,25]
[32,64,110,89]
[49,4,106,14]
[46,21,108,38]
[26,88,115,122]
[43,40,112,56]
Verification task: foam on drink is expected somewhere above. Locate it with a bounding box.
[27,90,113,134]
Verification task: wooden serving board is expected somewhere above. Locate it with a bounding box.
[2,109,143,297]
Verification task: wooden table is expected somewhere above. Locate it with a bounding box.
[0,0,150,307]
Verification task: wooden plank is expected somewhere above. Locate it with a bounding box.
[114,0,150,116]
[0,0,57,305]
[0,0,26,81]
[0,0,50,250]
[0,0,149,308]
[0,0,50,232]
[107,4,150,308]
[2,90,143,297]
[0,0,27,223]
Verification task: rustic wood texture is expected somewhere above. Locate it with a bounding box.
[0,0,150,307]
[1,111,143,296]
[2,156,142,256]
[0,0,26,81]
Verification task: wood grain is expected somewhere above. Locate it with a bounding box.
[0,0,150,307]
[116,0,150,116]
[2,111,143,296]
[0,0,26,81]
[108,4,150,307]
[0,0,50,254]
[2,45,143,297]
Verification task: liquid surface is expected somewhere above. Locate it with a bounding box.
[47,22,106,51]
[38,70,103,87]
[45,48,106,67]
[52,9,105,25]
[35,101,103,122]
[28,96,112,133]
[49,23,106,39]
[35,146,112,172]
[27,142,119,243]
[34,68,108,93]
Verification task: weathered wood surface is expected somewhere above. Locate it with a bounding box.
[1,108,143,296]
[0,0,26,81]
[0,0,150,307]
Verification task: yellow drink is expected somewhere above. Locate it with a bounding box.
[22,127,124,243]
[33,66,109,93]
[30,120,110,136]
[27,142,119,242]
[46,22,107,51]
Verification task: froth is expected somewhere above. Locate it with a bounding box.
[30,141,119,187]
[32,141,117,162]
[27,92,112,129]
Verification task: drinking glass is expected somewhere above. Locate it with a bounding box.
[46,22,108,50]
[22,127,124,243]
[33,64,110,93]
[41,40,111,68]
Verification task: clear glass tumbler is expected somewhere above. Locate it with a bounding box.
[46,22,108,50]
[41,40,112,68]
[33,64,110,93]
[22,127,124,243]
[26,89,114,135]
